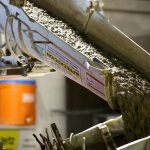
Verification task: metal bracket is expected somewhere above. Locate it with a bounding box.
[100,125,116,150]
[84,0,105,33]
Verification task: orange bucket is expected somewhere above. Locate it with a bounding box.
[0,78,36,125]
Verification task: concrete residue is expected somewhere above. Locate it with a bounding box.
[23,2,150,142]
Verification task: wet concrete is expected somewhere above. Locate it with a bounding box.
[23,2,150,142]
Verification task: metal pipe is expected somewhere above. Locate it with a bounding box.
[65,116,127,150]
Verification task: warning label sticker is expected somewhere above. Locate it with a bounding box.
[86,73,105,98]
[46,45,81,79]
[0,130,19,150]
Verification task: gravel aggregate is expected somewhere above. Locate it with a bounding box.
[23,2,150,141]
